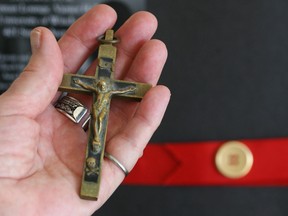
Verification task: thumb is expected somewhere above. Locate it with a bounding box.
[0,27,63,118]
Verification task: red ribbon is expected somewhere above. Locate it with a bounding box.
[124,138,288,186]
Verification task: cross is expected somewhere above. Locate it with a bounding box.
[58,30,151,200]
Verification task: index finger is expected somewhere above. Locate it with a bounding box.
[58,4,117,74]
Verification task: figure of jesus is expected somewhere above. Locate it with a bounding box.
[74,78,136,153]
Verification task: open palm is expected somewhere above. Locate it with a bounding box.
[0,4,170,216]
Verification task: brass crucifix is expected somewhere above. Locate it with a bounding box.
[58,30,151,200]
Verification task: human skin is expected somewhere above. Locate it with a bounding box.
[0,4,170,216]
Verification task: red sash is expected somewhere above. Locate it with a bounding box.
[124,138,288,186]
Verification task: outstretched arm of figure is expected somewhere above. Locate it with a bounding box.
[73,78,96,92]
[112,86,136,95]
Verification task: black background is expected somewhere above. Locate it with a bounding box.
[96,0,288,215]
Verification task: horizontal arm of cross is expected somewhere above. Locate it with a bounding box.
[58,73,152,100]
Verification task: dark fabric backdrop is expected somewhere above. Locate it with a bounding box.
[95,0,288,215]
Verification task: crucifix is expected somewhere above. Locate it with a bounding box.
[58,30,151,200]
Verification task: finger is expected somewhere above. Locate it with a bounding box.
[58,4,117,74]
[0,27,63,118]
[57,4,117,118]
[82,39,167,84]
[104,85,171,178]
[63,10,157,81]
[125,39,168,85]
[105,39,168,138]
[115,11,158,79]
[96,85,170,204]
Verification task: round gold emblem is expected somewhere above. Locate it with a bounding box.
[215,141,253,179]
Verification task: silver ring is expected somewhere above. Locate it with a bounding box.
[104,152,129,176]
[81,114,91,130]
[55,96,88,124]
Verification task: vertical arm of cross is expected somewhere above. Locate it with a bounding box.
[96,30,117,79]
[80,30,119,200]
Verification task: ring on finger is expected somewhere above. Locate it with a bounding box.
[104,152,129,176]
[54,95,88,124]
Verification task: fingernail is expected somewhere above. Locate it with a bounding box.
[30,28,41,54]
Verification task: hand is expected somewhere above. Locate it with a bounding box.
[0,4,170,216]
[130,86,137,91]
[73,78,81,85]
